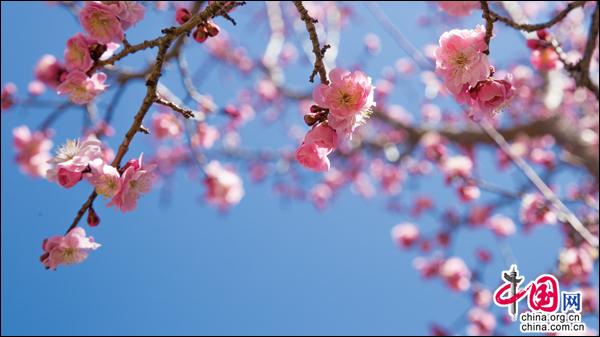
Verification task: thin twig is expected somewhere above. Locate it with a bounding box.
[293,1,330,84]
[155,96,195,119]
[479,119,599,248]
[488,1,588,32]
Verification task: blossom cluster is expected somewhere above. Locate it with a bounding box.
[34,2,145,105]
[435,26,515,120]
[296,68,375,172]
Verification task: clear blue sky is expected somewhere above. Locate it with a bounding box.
[1,2,597,335]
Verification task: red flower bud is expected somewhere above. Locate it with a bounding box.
[176,8,191,25]
[193,26,208,43]
[536,29,549,41]
[87,206,100,227]
[205,22,220,37]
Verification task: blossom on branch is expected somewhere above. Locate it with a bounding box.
[40,227,101,270]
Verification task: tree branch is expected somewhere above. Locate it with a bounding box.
[293,1,330,85]
[66,1,232,233]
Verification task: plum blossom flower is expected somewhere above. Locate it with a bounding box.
[467,307,496,335]
[88,159,121,198]
[296,123,337,172]
[437,1,480,17]
[435,26,490,96]
[40,227,101,270]
[440,257,471,291]
[28,80,46,96]
[1,82,17,111]
[487,214,516,237]
[441,155,473,183]
[13,125,53,178]
[108,154,155,212]
[191,123,220,149]
[313,68,375,139]
[34,54,66,89]
[80,2,124,44]
[467,75,515,120]
[520,193,556,227]
[391,223,420,249]
[47,136,103,188]
[57,70,107,104]
[64,33,95,72]
[559,246,594,284]
[151,112,183,139]
[458,182,480,202]
[104,1,145,30]
[203,160,244,210]
[531,47,560,71]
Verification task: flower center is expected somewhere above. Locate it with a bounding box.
[337,90,354,107]
[62,247,77,264]
[454,53,469,67]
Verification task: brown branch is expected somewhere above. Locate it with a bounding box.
[155,96,195,119]
[479,1,494,54]
[293,1,329,85]
[374,113,599,183]
[66,2,231,233]
[488,1,588,32]
[572,2,599,99]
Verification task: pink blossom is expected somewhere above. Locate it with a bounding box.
[468,75,515,120]
[458,182,480,202]
[56,167,84,188]
[391,223,420,249]
[420,132,447,162]
[441,155,473,183]
[28,80,46,96]
[469,205,493,226]
[64,33,94,72]
[296,123,337,172]
[371,159,404,195]
[105,1,145,30]
[47,136,103,188]
[559,246,594,283]
[296,143,331,172]
[191,123,220,149]
[520,193,556,227]
[435,26,490,95]
[108,154,155,212]
[175,7,191,24]
[364,33,381,55]
[411,197,433,217]
[151,112,183,139]
[1,82,17,111]
[487,214,516,237]
[313,68,375,139]
[40,227,101,270]
[531,47,560,71]
[57,70,107,104]
[467,307,496,335]
[34,54,66,89]
[440,257,471,292]
[88,159,121,198]
[13,125,53,178]
[437,1,480,17]
[80,2,124,44]
[473,288,492,308]
[310,183,333,210]
[413,256,443,278]
[203,160,244,210]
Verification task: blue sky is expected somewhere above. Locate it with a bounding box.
[1,2,597,335]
